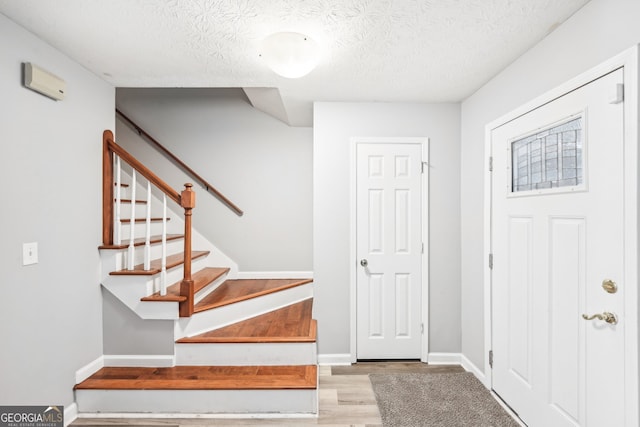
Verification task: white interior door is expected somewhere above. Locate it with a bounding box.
[356,141,424,359]
[491,68,626,426]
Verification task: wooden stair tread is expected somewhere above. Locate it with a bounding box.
[178,299,316,343]
[194,278,313,313]
[121,217,170,223]
[142,267,230,302]
[74,365,317,390]
[110,250,209,276]
[99,234,183,250]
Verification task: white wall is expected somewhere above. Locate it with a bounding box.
[314,102,461,356]
[460,0,640,372]
[115,88,313,272]
[0,13,113,410]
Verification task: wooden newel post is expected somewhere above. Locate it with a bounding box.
[102,130,115,246]
[179,183,196,317]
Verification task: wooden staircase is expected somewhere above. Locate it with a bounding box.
[75,130,317,415]
[76,278,318,414]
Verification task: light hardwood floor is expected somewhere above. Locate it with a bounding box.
[71,362,463,427]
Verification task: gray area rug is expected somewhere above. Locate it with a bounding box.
[369,372,520,427]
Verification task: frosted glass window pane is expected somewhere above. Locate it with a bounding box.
[511,117,583,193]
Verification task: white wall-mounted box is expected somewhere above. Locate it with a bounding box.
[24,62,65,100]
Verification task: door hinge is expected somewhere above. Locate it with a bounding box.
[421,323,424,334]
[421,242,424,254]
[489,253,493,269]
[421,161,428,173]
[489,350,493,368]
[489,156,493,172]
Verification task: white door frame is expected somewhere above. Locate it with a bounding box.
[483,46,639,425]
[349,137,430,362]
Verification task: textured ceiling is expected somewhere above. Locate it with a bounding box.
[0,0,590,126]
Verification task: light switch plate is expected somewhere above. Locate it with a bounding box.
[23,242,38,266]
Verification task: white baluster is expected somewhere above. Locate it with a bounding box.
[144,180,151,270]
[115,156,122,245]
[160,194,167,295]
[127,170,136,270]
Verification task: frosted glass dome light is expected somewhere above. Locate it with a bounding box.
[260,32,320,78]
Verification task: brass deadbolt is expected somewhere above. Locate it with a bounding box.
[602,279,617,294]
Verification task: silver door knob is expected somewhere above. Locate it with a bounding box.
[360,259,368,267]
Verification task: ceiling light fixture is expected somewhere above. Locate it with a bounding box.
[260,32,320,79]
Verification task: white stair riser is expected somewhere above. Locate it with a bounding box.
[102,275,155,302]
[176,286,314,339]
[175,342,317,366]
[119,221,182,241]
[76,389,317,414]
[116,203,177,220]
[116,240,185,267]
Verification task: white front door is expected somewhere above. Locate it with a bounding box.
[355,140,425,359]
[491,68,627,426]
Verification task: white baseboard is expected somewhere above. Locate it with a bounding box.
[427,353,489,387]
[236,271,314,279]
[104,354,175,367]
[460,354,488,386]
[64,403,78,427]
[318,353,352,365]
[427,352,462,365]
[75,356,104,384]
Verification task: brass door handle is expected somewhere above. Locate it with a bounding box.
[582,312,618,325]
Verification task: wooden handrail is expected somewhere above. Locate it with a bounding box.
[115,109,244,216]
